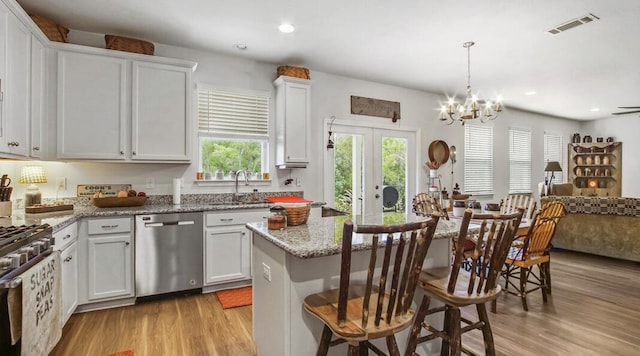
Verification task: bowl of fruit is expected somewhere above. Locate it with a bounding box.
[92,189,147,208]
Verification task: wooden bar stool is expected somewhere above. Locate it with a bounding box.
[303,215,441,356]
[500,201,566,311]
[405,209,523,356]
[412,193,449,220]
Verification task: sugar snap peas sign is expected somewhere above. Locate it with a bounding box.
[350,95,401,122]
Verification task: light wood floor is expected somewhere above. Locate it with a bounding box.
[51,250,640,356]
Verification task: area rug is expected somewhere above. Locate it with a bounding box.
[216,286,253,309]
[106,351,133,356]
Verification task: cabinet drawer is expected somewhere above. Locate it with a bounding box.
[54,222,78,251]
[87,218,132,235]
[205,210,267,227]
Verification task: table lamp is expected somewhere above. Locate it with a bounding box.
[544,161,562,195]
[19,165,47,207]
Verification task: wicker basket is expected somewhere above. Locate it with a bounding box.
[29,15,69,43]
[283,204,311,226]
[92,196,147,208]
[105,35,155,55]
[277,65,310,80]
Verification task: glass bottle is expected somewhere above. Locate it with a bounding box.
[268,205,287,230]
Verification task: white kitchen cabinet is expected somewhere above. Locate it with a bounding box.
[53,222,79,326]
[78,217,134,303]
[2,11,30,156]
[56,47,195,162]
[57,51,127,160]
[29,35,45,158]
[60,240,78,324]
[204,210,266,285]
[131,61,191,161]
[274,76,311,168]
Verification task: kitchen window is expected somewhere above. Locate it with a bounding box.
[464,124,493,196]
[509,128,532,193]
[544,132,564,183]
[197,86,270,177]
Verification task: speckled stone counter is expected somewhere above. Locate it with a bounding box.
[1,198,324,232]
[247,215,463,258]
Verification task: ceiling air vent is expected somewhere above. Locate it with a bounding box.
[547,13,600,35]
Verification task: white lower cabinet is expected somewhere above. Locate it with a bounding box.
[54,222,78,325]
[60,240,77,324]
[204,210,266,285]
[78,217,134,304]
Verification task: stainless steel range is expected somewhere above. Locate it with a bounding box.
[0,224,54,355]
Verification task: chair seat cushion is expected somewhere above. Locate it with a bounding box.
[303,284,415,341]
[419,267,502,306]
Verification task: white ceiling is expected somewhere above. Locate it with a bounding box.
[17,0,640,121]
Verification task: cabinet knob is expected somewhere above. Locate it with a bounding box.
[64,256,73,262]
[32,146,40,151]
[14,142,19,147]
[120,151,124,155]
[63,234,71,240]
[132,151,136,155]
[125,242,131,246]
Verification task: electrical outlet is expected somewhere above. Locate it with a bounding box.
[262,262,271,282]
[146,177,155,189]
[295,177,302,187]
[57,177,67,190]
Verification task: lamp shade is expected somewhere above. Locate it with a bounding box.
[18,166,47,184]
[544,161,562,172]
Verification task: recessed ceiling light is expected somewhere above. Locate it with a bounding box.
[525,91,537,96]
[590,108,600,112]
[234,44,248,50]
[278,23,295,33]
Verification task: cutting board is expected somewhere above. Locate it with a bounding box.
[265,195,313,203]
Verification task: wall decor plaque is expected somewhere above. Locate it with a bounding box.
[77,184,132,197]
[350,96,401,122]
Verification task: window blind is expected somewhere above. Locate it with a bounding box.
[464,125,493,195]
[197,89,269,137]
[509,128,532,193]
[544,133,564,183]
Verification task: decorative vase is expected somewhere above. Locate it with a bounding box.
[572,133,581,143]
[583,135,592,143]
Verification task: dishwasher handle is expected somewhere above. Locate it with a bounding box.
[145,220,196,227]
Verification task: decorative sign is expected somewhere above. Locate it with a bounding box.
[350,96,401,122]
[77,184,132,197]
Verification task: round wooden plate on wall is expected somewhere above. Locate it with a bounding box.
[428,140,450,168]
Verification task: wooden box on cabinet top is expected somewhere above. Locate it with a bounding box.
[568,142,622,197]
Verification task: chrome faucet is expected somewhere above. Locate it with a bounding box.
[234,170,250,202]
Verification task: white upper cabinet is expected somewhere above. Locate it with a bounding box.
[55,46,196,162]
[57,51,127,159]
[29,35,45,158]
[131,61,191,161]
[2,10,30,156]
[274,76,311,168]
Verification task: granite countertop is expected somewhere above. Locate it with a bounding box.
[0,201,325,232]
[247,215,463,259]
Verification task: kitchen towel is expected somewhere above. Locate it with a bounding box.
[8,251,62,356]
[172,178,181,205]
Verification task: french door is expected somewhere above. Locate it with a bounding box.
[324,122,417,216]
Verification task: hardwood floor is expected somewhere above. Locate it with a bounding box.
[51,250,640,356]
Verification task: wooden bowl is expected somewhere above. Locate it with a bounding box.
[428,140,450,167]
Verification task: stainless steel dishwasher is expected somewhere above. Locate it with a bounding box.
[135,212,203,297]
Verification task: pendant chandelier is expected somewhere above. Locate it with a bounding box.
[440,41,503,125]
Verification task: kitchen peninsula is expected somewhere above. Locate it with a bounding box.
[248,215,464,356]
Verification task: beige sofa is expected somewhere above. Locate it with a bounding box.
[541,196,640,262]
